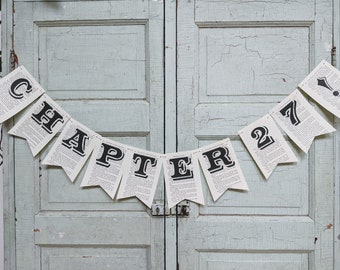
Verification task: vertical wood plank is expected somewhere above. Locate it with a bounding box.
[165,1,177,269]
[11,1,166,269]
[2,0,16,269]
[334,1,340,268]
[176,1,335,269]
[313,0,334,269]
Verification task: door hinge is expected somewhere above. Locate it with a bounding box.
[10,50,18,71]
[331,47,336,67]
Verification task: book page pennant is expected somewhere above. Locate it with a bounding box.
[0,66,45,123]
[81,138,130,199]
[42,118,100,182]
[163,151,204,208]
[299,60,340,118]
[270,89,335,153]
[9,94,71,156]
[238,114,298,179]
[116,147,163,208]
[196,138,248,201]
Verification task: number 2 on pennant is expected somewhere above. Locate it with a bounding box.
[279,100,301,126]
[251,126,275,150]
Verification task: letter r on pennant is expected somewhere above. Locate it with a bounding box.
[202,147,235,173]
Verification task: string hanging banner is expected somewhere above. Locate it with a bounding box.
[0,61,338,208]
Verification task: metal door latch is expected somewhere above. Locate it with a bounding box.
[151,201,190,217]
[151,203,170,216]
[173,200,190,217]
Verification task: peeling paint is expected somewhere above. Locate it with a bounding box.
[324,42,332,52]
[323,223,333,231]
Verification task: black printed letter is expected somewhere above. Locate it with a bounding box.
[169,157,193,181]
[202,147,235,173]
[31,101,64,134]
[133,154,157,178]
[9,78,32,99]
[62,128,89,157]
[96,143,124,168]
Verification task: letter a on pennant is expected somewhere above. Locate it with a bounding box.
[42,118,100,182]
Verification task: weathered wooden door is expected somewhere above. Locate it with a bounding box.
[4,0,338,269]
[176,0,335,269]
[8,1,165,269]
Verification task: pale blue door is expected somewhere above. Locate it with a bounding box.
[4,0,338,269]
[176,0,335,269]
[8,1,165,269]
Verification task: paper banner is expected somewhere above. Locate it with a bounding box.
[9,94,71,156]
[0,66,45,123]
[116,147,163,208]
[299,60,340,118]
[42,118,100,182]
[81,138,129,199]
[238,114,298,179]
[196,138,248,201]
[163,151,204,208]
[270,89,335,153]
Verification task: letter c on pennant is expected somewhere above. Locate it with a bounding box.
[9,78,33,99]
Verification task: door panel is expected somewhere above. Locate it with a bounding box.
[7,0,336,269]
[177,0,333,269]
[13,1,164,269]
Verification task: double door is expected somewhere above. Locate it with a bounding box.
[4,0,336,269]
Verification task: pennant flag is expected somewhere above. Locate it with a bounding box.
[81,138,129,199]
[116,147,163,208]
[270,89,335,153]
[196,138,248,201]
[9,94,71,156]
[299,60,340,118]
[238,114,298,179]
[0,66,45,123]
[228,176,249,191]
[163,151,204,208]
[42,118,100,182]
